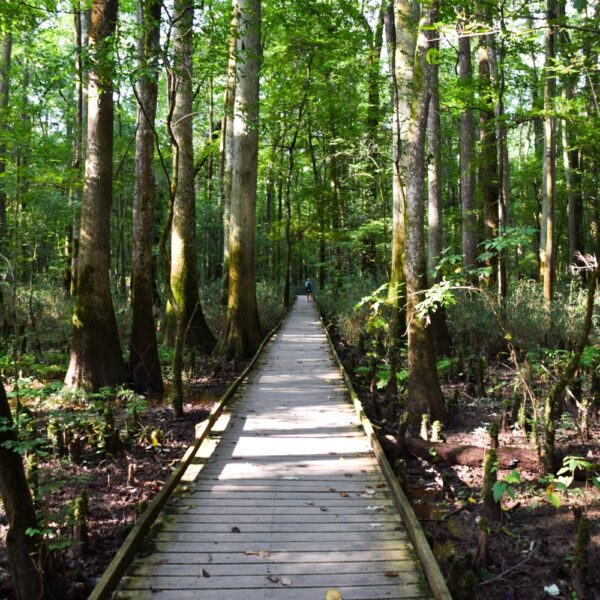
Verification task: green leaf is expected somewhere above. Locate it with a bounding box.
[546,491,561,508]
[505,469,521,484]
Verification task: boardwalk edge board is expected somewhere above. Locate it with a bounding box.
[319,305,453,600]
[88,311,288,600]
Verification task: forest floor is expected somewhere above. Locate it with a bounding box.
[0,361,244,600]
[1,343,599,600]
[333,338,600,600]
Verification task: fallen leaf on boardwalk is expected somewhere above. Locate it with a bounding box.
[298,464,309,468]
[267,575,280,583]
[376,482,386,488]
[366,505,385,512]
[329,488,337,493]
[282,476,299,480]
[153,559,170,565]
[370,523,384,528]
[202,569,211,578]
[306,501,315,505]
[231,527,241,533]
[245,550,270,557]
[384,571,399,578]
[344,473,353,478]
[320,507,329,512]
[340,492,350,497]
[364,488,376,495]
[326,589,343,600]
[281,577,293,586]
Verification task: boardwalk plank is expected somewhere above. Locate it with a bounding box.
[120,571,421,590]
[114,584,424,600]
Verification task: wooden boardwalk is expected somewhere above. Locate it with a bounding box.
[115,298,429,599]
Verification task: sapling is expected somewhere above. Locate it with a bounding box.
[475,516,490,569]
[571,506,590,600]
[482,448,501,522]
[72,489,89,557]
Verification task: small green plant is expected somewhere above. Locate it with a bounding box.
[492,469,521,503]
[543,455,600,508]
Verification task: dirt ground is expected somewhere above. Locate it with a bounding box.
[0,373,235,599]
[406,389,600,600]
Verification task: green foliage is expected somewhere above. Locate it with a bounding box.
[492,469,521,503]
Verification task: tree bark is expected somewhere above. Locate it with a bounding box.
[165,0,216,354]
[404,3,446,424]
[65,0,127,390]
[458,20,477,272]
[218,0,238,303]
[403,436,539,470]
[541,0,557,303]
[478,25,499,288]
[0,33,12,259]
[0,382,65,599]
[217,0,262,359]
[129,0,163,394]
[427,36,451,358]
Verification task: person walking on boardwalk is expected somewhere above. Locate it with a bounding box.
[304,277,313,302]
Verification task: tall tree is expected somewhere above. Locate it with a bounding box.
[165,0,215,354]
[541,0,557,303]
[478,13,499,287]
[218,0,238,303]
[0,381,65,600]
[217,0,262,359]
[404,1,446,424]
[0,33,11,258]
[129,0,163,394]
[458,15,477,272]
[64,0,127,390]
[427,34,451,358]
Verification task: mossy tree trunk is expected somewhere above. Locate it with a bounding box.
[427,43,451,358]
[129,0,163,394]
[218,0,238,304]
[65,0,127,391]
[0,381,65,599]
[458,19,477,272]
[384,0,416,397]
[404,2,446,424]
[217,0,262,360]
[164,0,215,355]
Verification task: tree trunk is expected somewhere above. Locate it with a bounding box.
[496,12,509,298]
[217,0,262,359]
[0,34,11,333]
[386,0,414,314]
[541,0,557,304]
[404,3,446,424]
[0,33,12,261]
[129,0,163,394]
[0,382,65,600]
[218,0,238,304]
[65,0,127,391]
[478,27,499,288]
[165,0,216,354]
[427,36,451,358]
[458,20,477,272]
